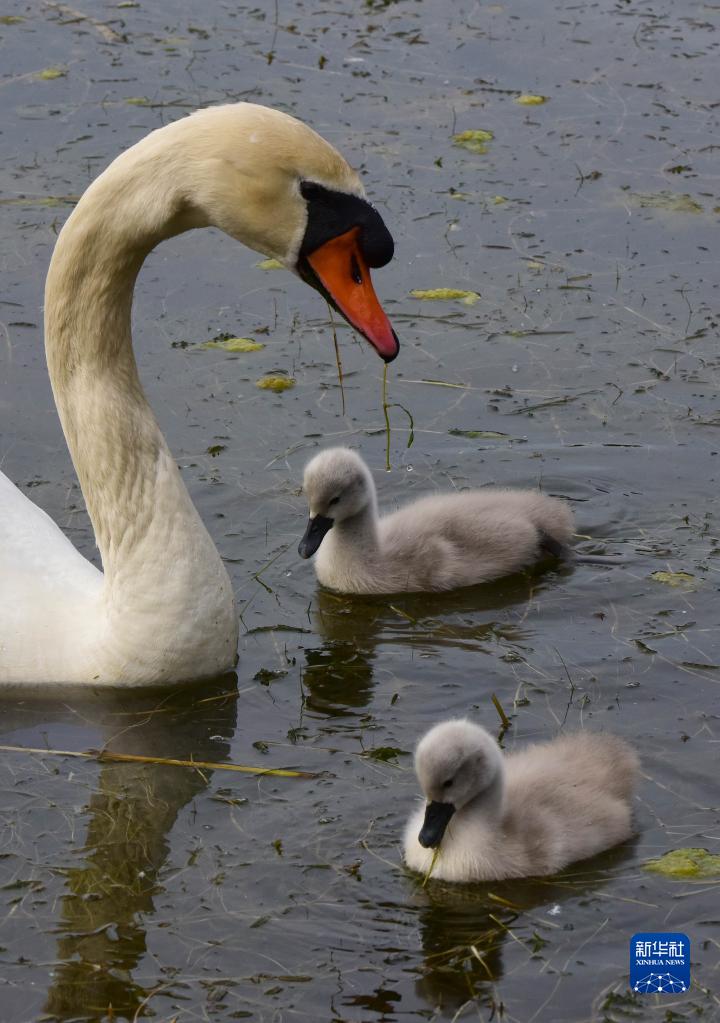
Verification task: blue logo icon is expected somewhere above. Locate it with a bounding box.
[630,932,690,993]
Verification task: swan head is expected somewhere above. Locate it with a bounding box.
[298,447,374,558]
[166,103,399,361]
[413,719,505,849]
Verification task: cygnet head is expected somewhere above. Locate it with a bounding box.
[414,719,505,849]
[298,448,375,558]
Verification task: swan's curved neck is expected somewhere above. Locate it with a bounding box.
[44,143,234,664]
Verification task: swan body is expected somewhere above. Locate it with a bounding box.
[298,447,574,593]
[404,719,639,883]
[0,104,397,686]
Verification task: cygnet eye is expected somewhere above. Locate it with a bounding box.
[328,496,340,508]
[442,778,453,789]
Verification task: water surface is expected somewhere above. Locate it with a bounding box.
[1,1,718,1019]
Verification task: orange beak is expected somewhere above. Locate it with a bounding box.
[306,227,399,362]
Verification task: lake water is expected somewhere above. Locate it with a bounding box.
[0,0,718,1020]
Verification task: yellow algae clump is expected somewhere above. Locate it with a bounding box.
[626,191,702,214]
[256,375,295,392]
[256,258,284,270]
[37,68,66,80]
[410,288,480,306]
[200,337,265,353]
[650,570,695,588]
[452,129,493,154]
[644,848,720,879]
[515,94,547,105]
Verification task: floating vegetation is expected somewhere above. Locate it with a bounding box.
[200,337,265,352]
[36,67,66,80]
[452,129,494,154]
[650,570,696,588]
[515,94,547,105]
[256,374,295,392]
[206,444,226,457]
[413,378,467,389]
[410,288,480,306]
[449,428,508,440]
[254,667,288,685]
[0,743,316,779]
[0,195,79,207]
[125,96,150,106]
[644,848,720,878]
[0,14,24,23]
[625,191,703,214]
[362,746,408,763]
[256,257,284,270]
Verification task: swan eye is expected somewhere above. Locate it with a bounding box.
[442,778,453,789]
[328,496,340,508]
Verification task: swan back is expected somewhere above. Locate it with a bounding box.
[0,470,104,682]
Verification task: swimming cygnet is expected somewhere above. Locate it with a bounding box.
[297,447,574,593]
[404,719,639,882]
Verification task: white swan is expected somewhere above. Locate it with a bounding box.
[298,447,574,593]
[404,719,639,882]
[0,103,399,686]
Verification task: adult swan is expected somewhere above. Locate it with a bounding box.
[0,103,398,687]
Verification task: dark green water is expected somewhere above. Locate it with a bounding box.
[0,0,718,1020]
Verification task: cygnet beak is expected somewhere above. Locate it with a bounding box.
[298,514,334,559]
[418,800,456,849]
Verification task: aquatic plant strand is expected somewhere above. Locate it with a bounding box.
[0,744,318,779]
[381,364,415,471]
[327,302,346,416]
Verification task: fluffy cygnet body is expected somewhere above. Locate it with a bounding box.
[404,719,639,882]
[298,448,574,593]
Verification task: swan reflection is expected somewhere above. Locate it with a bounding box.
[412,841,636,1014]
[0,677,238,1022]
[302,573,548,720]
